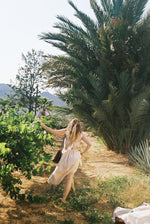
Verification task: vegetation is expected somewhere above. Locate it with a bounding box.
[37,97,53,116]
[129,140,150,173]
[44,174,150,224]
[11,49,45,115]
[1,0,150,223]
[0,97,16,114]
[40,0,150,153]
[0,106,54,199]
[40,111,68,129]
[1,168,150,223]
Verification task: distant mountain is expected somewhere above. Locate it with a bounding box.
[41,91,66,106]
[0,83,66,106]
[0,83,13,98]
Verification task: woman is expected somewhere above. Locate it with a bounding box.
[40,118,91,203]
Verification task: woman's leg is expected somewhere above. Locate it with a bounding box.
[71,178,75,193]
[62,173,74,203]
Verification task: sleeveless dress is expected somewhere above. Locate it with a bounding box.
[48,132,85,185]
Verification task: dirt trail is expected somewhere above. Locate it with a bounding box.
[81,133,135,181]
[0,132,135,223]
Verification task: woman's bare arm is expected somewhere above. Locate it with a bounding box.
[40,121,66,136]
[81,134,92,156]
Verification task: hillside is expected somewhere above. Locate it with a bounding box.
[41,91,66,106]
[0,83,12,98]
[0,83,66,106]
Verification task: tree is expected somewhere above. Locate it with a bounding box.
[40,0,150,153]
[11,49,45,115]
[0,94,16,114]
[37,97,53,116]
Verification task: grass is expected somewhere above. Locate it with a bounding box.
[14,172,150,223]
[43,173,150,224]
[5,171,150,223]
[20,173,150,223]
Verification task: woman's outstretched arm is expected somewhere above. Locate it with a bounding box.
[40,120,66,136]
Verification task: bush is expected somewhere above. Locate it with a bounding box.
[0,106,54,199]
[129,140,150,173]
[40,114,66,129]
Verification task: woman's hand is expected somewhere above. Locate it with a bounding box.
[38,118,42,124]
[80,152,84,157]
[81,151,86,157]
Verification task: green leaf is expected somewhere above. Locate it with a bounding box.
[46,166,51,172]
[0,143,11,156]
[44,154,53,163]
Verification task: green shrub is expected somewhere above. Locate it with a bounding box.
[0,106,54,199]
[129,140,150,173]
[41,113,67,129]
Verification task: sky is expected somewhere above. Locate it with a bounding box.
[0,0,150,92]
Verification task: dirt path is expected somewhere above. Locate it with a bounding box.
[0,132,135,223]
[81,133,135,181]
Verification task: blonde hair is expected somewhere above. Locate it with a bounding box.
[66,118,81,142]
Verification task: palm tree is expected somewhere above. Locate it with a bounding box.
[37,97,53,116]
[40,0,150,153]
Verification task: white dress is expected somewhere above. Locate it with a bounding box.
[112,202,150,224]
[48,132,85,185]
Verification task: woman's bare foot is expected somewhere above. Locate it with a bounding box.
[60,198,66,203]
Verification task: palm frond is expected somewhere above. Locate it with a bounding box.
[55,15,88,37]
[121,0,148,26]
[101,0,112,16]
[90,0,104,27]
[68,1,100,45]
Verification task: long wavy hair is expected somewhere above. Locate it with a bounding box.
[66,118,81,142]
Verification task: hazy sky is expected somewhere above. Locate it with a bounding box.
[0,0,150,90]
